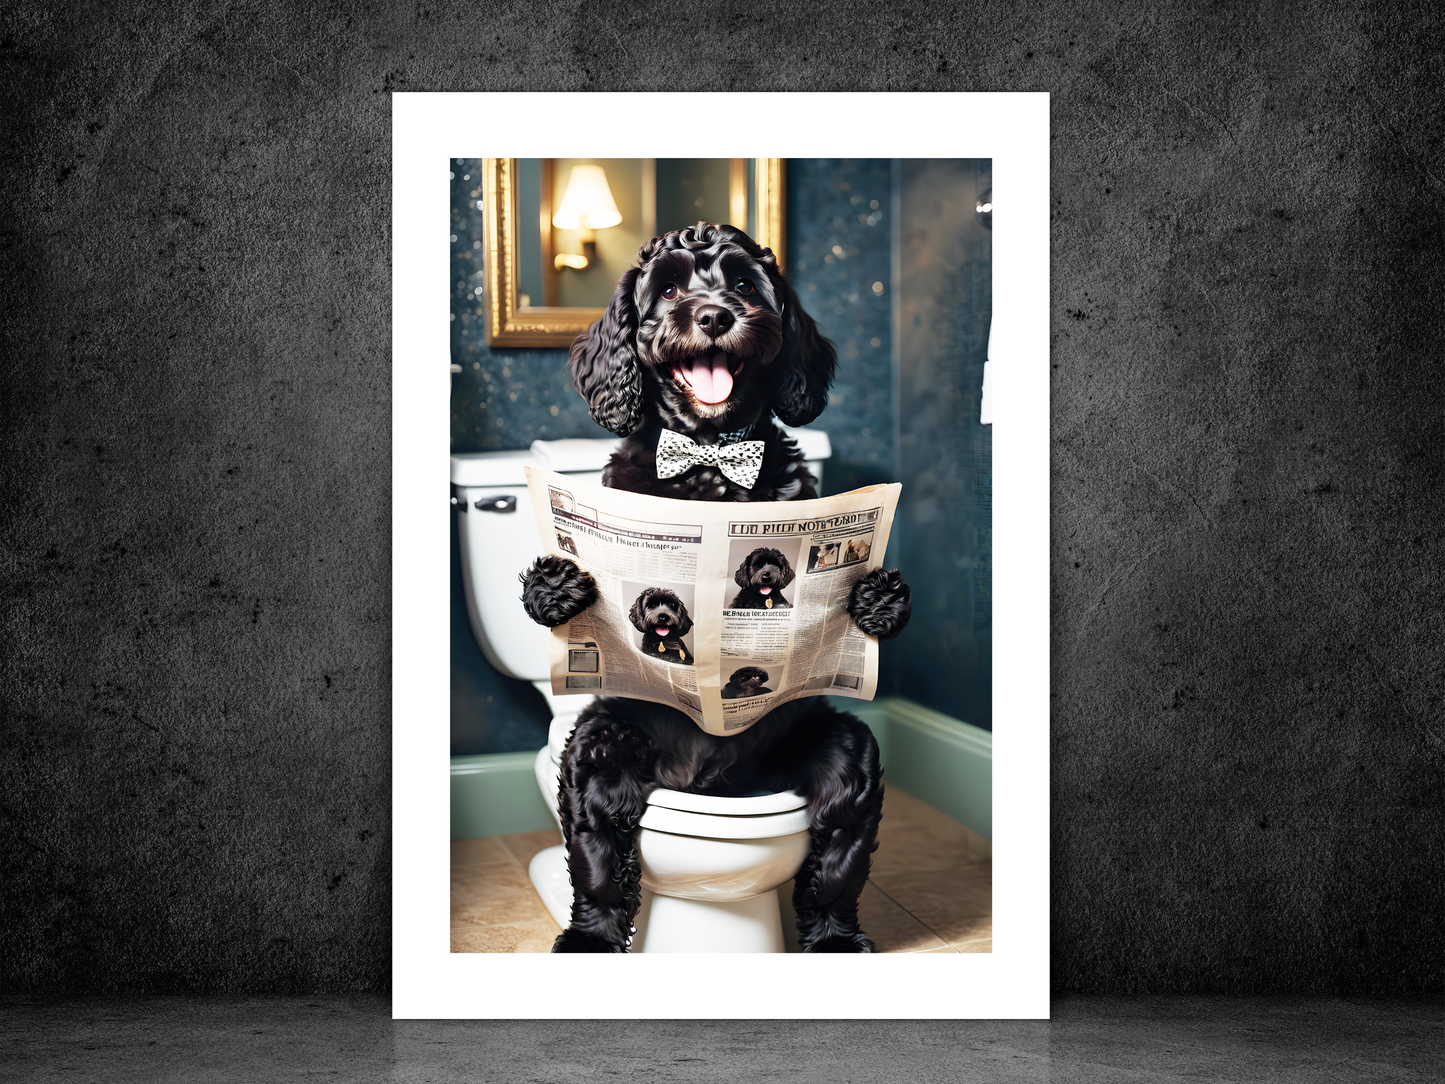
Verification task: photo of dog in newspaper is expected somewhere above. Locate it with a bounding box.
[622,581,695,666]
[722,664,774,700]
[726,539,801,610]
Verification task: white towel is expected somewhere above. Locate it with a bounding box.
[980,321,994,425]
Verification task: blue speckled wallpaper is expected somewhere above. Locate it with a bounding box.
[449,160,612,452]
[897,159,993,729]
[450,159,991,752]
[784,159,895,498]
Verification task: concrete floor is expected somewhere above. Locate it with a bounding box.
[2,996,1440,1081]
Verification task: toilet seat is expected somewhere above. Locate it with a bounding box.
[645,788,806,815]
[639,789,810,839]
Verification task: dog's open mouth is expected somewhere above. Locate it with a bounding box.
[654,625,671,637]
[672,349,744,406]
[758,586,772,595]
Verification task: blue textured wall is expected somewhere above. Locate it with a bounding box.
[784,159,896,498]
[897,159,993,730]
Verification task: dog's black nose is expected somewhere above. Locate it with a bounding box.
[695,305,734,338]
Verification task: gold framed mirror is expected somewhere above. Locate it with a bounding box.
[482,158,786,348]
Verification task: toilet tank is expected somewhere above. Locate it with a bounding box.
[451,428,832,683]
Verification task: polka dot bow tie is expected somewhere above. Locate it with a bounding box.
[655,428,766,490]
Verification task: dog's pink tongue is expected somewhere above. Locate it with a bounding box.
[655,626,669,637]
[759,586,772,594]
[686,351,733,404]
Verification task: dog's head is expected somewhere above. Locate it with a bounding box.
[728,666,769,692]
[629,587,693,639]
[734,547,795,595]
[569,222,836,437]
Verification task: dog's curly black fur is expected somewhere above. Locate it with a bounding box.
[518,222,911,953]
[729,547,795,609]
[520,555,597,628]
[628,587,693,665]
[847,569,912,640]
[722,666,772,700]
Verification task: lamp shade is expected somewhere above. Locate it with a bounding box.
[552,165,622,230]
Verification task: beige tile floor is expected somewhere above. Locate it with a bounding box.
[450,786,991,953]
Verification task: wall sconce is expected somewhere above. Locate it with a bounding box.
[553,165,621,271]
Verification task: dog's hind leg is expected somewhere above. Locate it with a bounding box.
[551,703,656,953]
[790,704,885,952]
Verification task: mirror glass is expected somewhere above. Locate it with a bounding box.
[514,159,758,310]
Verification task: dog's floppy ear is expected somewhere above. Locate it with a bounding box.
[764,265,837,427]
[673,599,693,638]
[628,589,649,633]
[778,551,796,588]
[735,556,753,589]
[569,266,643,436]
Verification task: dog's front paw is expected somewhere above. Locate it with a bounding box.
[848,569,911,641]
[520,555,598,627]
[551,928,626,953]
[803,932,876,953]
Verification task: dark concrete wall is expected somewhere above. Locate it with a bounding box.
[3,3,1442,994]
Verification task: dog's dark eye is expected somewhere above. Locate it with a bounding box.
[735,278,755,297]
[661,284,678,300]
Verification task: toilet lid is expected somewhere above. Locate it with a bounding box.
[645,789,807,816]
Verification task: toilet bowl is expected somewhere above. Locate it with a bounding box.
[528,715,812,952]
[451,428,832,952]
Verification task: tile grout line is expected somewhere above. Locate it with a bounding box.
[451,859,516,871]
[493,833,562,929]
[452,919,561,933]
[867,877,955,953]
[493,834,527,876]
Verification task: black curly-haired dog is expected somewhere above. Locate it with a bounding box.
[729,547,795,609]
[722,666,772,699]
[520,222,911,954]
[629,587,693,665]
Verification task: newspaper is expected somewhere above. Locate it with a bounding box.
[524,466,902,737]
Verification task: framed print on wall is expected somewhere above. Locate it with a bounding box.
[393,92,1049,1018]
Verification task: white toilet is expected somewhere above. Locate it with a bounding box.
[451,428,832,952]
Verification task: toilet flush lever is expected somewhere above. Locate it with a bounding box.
[473,495,517,513]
